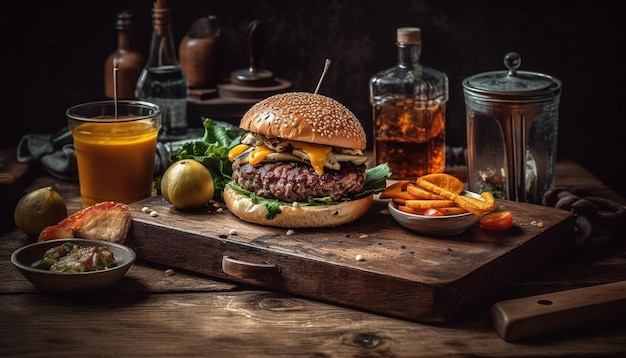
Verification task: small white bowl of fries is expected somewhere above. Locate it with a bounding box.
[381,173,496,236]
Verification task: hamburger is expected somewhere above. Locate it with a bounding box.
[223,91,390,228]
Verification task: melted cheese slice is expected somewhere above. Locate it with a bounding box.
[293,142,332,175]
[228,144,250,162]
[227,139,362,176]
[249,145,274,165]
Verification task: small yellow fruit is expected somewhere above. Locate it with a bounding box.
[14,187,68,239]
[161,159,214,209]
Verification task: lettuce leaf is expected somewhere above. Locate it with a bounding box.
[227,162,391,219]
[170,118,244,202]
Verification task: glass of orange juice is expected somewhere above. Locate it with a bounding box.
[67,100,162,208]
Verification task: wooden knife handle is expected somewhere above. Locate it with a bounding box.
[491,280,626,342]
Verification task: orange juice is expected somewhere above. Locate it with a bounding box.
[72,121,160,207]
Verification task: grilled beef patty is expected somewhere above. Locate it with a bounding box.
[232,161,366,202]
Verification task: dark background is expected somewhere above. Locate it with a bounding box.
[3,1,624,196]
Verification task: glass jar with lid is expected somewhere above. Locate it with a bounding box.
[463,52,562,204]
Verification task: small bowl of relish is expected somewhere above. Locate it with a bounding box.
[11,238,136,292]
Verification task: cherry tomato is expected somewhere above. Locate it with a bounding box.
[479,211,513,231]
[423,208,444,216]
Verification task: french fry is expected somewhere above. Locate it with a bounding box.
[418,173,464,194]
[438,206,469,215]
[416,177,460,200]
[395,191,420,200]
[416,177,495,216]
[392,197,407,206]
[481,191,495,204]
[454,196,495,216]
[407,183,445,200]
[397,205,426,215]
[405,199,457,209]
[379,180,411,199]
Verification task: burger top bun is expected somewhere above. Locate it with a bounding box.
[239,92,367,150]
[223,185,373,228]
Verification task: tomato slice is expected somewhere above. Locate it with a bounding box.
[479,211,513,231]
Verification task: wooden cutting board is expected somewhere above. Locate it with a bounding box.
[126,195,575,323]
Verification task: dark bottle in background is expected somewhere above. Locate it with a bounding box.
[136,0,188,137]
[104,11,146,100]
[369,27,448,179]
[179,15,221,89]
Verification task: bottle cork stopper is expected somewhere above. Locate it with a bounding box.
[397,27,421,43]
[115,11,133,31]
[154,0,169,10]
[152,0,171,35]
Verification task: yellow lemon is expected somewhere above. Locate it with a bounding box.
[14,187,68,239]
[161,159,214,209]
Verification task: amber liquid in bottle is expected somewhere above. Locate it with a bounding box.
[370,27,448,180]
[373,100,446,179]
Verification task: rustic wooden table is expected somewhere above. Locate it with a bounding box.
[1,160,625,357]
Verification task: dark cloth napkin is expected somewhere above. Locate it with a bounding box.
[17,128,171,181]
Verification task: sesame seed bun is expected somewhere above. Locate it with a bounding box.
[239,92,367,150]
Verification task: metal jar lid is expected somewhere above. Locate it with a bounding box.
[462,52,562,102]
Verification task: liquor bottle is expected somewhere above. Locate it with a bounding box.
[369,27,448,180]
[136,0,188,137]
[104,11,146,100]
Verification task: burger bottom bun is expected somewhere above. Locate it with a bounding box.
[223,185,373,228]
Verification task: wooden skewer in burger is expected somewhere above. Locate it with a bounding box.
[224,59,391,228]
